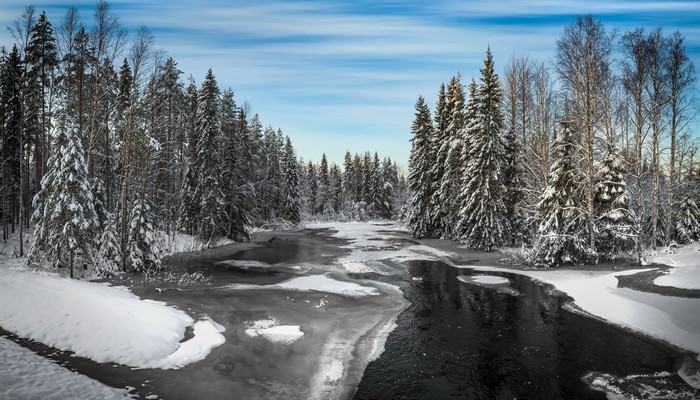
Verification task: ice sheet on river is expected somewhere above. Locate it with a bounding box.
[223,273,380,297]
[466,265,700,361]
[308,221,455,274]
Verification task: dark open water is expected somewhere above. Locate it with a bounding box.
[354,260,693,399]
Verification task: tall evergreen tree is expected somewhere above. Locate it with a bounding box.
[193,69,225,243]
[281,136,301,224]
[29,116,98,277]
[1,46,23,240]
[530,120,596,267]
[502,115,529,245]
[456,49,507,251]
[437,74,466,238]
[408,96,435,237]
[24,11,58,185]
[594,142,635,259]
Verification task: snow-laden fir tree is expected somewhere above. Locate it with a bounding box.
[408,96,435,238]
[306,161,318,216]
[502,119,530,246]
[95,215,121,277]
[281,136,301,224]
[676,196,700,243]
[428,83,449,235]
[456,49,507,251]
[530,120,597,267]
[329,164,343,215]
[193,69,225,243]
[220,89,251,240]
[126,198,161,273]
[437,75,466,238]
[176,77,200,235]
[594,142,635,259]
[317,153,331,216]
[366,152,381,217]
[30,117,98,277]
[380,157,398,219]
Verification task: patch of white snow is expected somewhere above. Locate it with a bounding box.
[0,337,127,400]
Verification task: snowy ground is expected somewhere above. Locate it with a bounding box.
[3,221,699,398]
[0,268,225,369]
[0,336,128,400]
[0,228,228,398]
[651,242,700,290]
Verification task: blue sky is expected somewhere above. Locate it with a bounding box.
[1,1,699,168]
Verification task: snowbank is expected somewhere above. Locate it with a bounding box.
[142,318,226,369]
[0,337,127,400]
[244,319,304,344]
[468,266,700,361]
[652,243,700,290]
[0,269,224,368]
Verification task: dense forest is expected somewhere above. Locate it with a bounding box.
[0,2,404,278]
[409,15,699,267]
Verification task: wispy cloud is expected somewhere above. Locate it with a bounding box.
[1,0,699,166]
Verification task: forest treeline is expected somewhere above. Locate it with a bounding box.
[408,15,699,266]
[0,2,404,277]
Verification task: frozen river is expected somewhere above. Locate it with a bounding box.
[4,225,698,399]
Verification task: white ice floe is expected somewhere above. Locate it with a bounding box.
[652,242,700,290]
[323,359,344,382]
[470,275,509,285]
[227,273,379,297]
[0,337,127,400]
[277,274,379,297]
[244,319,304,344]
[216,260,272,269]
[0,268,225,368]
[468,265,700,361]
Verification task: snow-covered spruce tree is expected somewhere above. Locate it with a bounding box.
[220,89,251,240]
[676,196,700,243]
[329,164,343,215]
[530,120,597,267]
[193,69,226,243]
[95,215,121,277]
[428,83,449,235]
[594,142,635,259]
[30,117,98,277]
[126,198,161,274]
[367,152,382,218]
[318,153,331,216]
[281,136,302,224]
[502,122,530,246]
[456,49,507,251]
[306,161,318,217]
[408,96,436,237]
[437,74,466,238]
[380,157,398,219]
[176,77,200,235]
